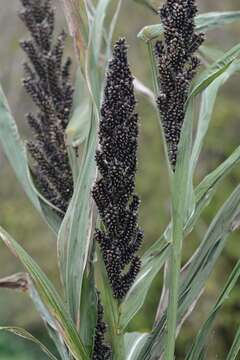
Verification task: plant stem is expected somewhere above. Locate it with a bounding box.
[98,250,125,360]
[165,211,184,360]
[164,101,194,359]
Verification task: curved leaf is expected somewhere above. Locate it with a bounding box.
[0,327,58,360]
[186,259,240,360]
[139,184,240,359]
[0,226,89,360]
[124,332,148,360]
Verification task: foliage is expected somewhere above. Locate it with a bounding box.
[0,0,240,359]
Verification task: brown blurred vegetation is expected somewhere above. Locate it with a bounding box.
[0,0,240,358]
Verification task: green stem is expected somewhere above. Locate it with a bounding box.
[98,250,125,360]
[165,210,184,360]
[164,101,194,359]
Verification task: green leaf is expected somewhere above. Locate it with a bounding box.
[139,141,240,307]
[97,250,125,359]
[0,85,40,211]
[0,327,58,360]
[226,327,240,360]
[0,272,69,360]
[124,332,148,360]
[86,0,119,110]
[142,184,240,359]
[58,109,97,337]
[187,45,240,102]
[186,259,240,360]
[0,85,62,235]
[138,11,240,42]
[0,226,89,360]
[164,98,195,359]
[67,70,91,148]
[119,241,170,331]
[191,60,240,171]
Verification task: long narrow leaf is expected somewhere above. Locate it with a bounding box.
[0,85,62,234]
[119,242,171,331]
[186,259,240,360]
[0,327,58,360]
[226,327,240,360]
[58,110,97,337]
[0,85,40,210]
[191,60,240,171]
[124,332,148,360]
[187,45,240,103]
[0,226,89,360]
[140,184,240,359]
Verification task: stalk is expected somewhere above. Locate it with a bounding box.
[98,251,125,360]
[165,209,184,359]
[165,101,194,358]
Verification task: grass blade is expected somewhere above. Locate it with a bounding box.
[138,184,240,359]
[119,242,171,331]
[0,226,89,360]
[58,109,97,339]
[187,45,240,103]
[186,259,240,360]
[191,60,240,171]
[124,332,148,360]
[0,85,62,235]
[0,85,40,211]
[226,327,240,360]
[0,327,58,360]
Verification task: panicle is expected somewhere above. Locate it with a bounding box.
[92,292,112,360]
[92,38,144,300]
[155,0,205,168]
[19,0,74,213]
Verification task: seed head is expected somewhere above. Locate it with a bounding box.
[92,39,144,300]
[19,0,74,213]
[155,0,205,168]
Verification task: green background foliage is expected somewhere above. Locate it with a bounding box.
[0,0,240,358]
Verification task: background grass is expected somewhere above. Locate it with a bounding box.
[0,0,240,358]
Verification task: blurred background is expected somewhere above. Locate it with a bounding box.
[0,0,240,358]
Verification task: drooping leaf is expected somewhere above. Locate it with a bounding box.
[138,11,240,42]
[0,85,62,235]
[0,327,58,360]
[0,226,89,360]
[0,85,40,210]
[0,272,69,360]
